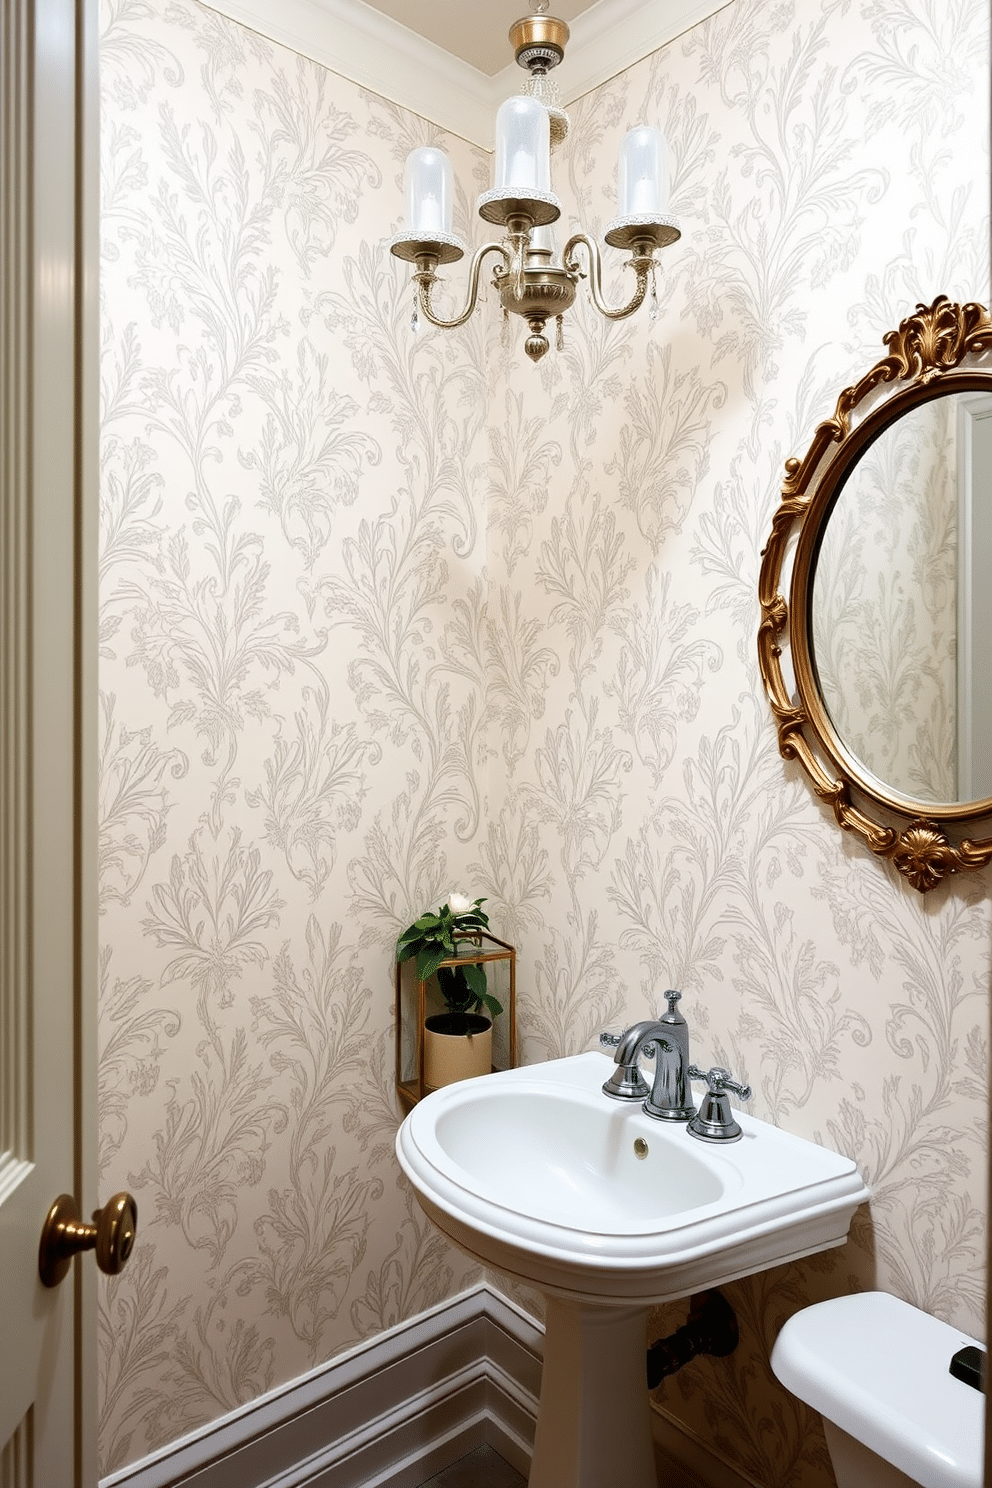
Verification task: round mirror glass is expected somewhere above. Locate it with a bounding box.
[810,389,992,806]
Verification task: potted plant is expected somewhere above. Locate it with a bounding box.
[397,894,504,1092]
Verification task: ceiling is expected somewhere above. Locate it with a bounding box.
[358,1,599,77]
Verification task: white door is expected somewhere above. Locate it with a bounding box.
[0,0,101,1482]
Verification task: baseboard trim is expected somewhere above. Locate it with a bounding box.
[99,1283,541,1488]
[101,1282,756,1488]
[650,1402,763,1488]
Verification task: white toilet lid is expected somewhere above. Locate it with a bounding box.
[770,1291,984,1488]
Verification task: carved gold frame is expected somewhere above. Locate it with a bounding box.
[758,296,992,892]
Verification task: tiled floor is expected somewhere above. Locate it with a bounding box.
[415,1444,526,1488]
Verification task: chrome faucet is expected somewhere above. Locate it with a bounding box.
[601,991,696,1121]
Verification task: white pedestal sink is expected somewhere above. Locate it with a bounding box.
[396,1052,869,1488]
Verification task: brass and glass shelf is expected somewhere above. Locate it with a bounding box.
[395,931,517,1110]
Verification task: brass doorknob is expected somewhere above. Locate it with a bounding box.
[38,1191,137,1288]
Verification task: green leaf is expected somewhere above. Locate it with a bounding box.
[417,945,447,982]
[460,961,488,1005]
[480,992,504,1020]
[414,913,440,929]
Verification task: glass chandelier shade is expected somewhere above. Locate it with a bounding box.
[493,95,551,193]
[604,124,680,248]
[404,146,456,237]
[478,95,561,227]
[616,126,669,218]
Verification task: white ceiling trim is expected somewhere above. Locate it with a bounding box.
[196,0,734,149]
[198,0,496,146]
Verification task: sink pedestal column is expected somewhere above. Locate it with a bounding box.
[530,1297,656,1488]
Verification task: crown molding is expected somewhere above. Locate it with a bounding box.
[197,0,496,145]
[196,0,735,149]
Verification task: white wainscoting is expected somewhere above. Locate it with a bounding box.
[99,1283,758,1488]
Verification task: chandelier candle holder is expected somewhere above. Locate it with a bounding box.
[387,6,681,363]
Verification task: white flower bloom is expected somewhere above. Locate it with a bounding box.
[447,892,472,914]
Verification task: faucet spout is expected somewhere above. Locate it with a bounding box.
[608,993,697,1122]
[601,1020,657,1103]
[613,1018,665,1070]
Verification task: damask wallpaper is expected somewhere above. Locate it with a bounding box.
[97,0,991,1483]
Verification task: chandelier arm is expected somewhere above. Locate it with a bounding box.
[562,232,651,321]
[414,242,512,330]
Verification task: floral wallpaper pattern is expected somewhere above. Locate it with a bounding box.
[98,0,990,1483]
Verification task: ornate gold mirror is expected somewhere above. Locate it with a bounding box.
[758,296,992,892]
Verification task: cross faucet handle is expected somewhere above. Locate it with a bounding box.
[688,1065,752,1102]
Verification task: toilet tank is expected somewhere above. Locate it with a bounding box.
[770,1291,984,1488]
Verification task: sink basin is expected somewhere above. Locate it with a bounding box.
[432,1084,726,1226]
[396,1051,869,1488]
[397,1051,870,1305]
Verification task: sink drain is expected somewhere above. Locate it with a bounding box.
[633,1137,649,1159]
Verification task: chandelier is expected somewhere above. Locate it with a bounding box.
[388,4,681,363]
